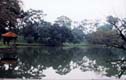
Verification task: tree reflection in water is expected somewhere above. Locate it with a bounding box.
[0,46,126,79]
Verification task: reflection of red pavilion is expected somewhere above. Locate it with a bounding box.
[0,58,17,64]
[2,32,17,37]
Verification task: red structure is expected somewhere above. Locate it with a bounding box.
[1,32,17,45]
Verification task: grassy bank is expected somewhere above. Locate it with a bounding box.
[0,41,106,49]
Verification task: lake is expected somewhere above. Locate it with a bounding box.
[0,46,126,79]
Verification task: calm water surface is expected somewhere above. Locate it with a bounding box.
[0,46,126,79]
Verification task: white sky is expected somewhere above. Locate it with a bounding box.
[22,0,126,22]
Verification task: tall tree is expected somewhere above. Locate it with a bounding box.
[19,9,46,42]
[0,0,22,33]
[78,19,99,34]
[72,27,85,43]
[97,23,113,32]
[55,16,72,29]
[107,16,126,42]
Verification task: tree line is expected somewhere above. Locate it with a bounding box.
[0,0,126,48]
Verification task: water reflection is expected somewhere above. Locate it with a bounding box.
[0,46,126,79]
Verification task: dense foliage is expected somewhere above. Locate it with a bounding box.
[19,9,85,46]
[86,16,126,49]
[0,0,126,48]
[0,0,22,32]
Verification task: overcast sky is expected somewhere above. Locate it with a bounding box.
[22,0,126,22]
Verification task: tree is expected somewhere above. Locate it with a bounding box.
[19,10,74,45]
[107,16,126,49]
[47,23,73,46]
[97,23,113,32]
[78,19,99,34]
[38,21,52,44]
[84,17,126,49]
[86,30,124,47]
[72,27,85,43]
[21,9,46,25]
[107,16,126,42]
[0,0,22,33]
[19,9,46,43]
[55,16,72,29]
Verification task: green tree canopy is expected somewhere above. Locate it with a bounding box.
[55,16,72,29]
[0,0,23,33]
